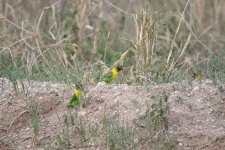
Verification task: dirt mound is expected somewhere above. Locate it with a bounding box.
[168,81,225,149]
[0,78,225,149]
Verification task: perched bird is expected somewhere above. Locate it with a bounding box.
[192,72,202,81]
[67,82,83,108]
[100,65,123,83]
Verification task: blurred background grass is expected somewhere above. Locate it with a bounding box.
[0,0,225,84]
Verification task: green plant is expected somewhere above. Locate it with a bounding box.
[208,55,225,82]
[135,92,176,149]
[0,135,17,150]
[55,114,70,150]
[175,96,184,104]
[26,100,40,146]
[101,116,137,150]
[56,128,70,150]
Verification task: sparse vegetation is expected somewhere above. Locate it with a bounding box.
[1,0,225,149]
[100,115,137,150]
[27,100,40,146]
[134,92,173,149]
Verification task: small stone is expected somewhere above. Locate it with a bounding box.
[25,127,30,131]
[78,110,86,116]
[178,142,183,147]
[192,86,200,92]
[97,82,106,86]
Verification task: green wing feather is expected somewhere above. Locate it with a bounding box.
[67,94,79,108]
[100,71,113,83]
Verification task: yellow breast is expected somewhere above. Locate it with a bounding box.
[195,75,201,81]
[74,88,80,98]
[111,67,118,80]
[193,73,202,81]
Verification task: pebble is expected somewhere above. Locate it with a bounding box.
[178,142,183,147]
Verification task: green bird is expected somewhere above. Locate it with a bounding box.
[192,72,202,81]
[100,65,123,83]
[67,82,83,108]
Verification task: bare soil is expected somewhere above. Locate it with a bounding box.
[1,78,225,150]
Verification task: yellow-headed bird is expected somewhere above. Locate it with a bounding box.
[192,72,202,81]
[67,82,83,108]
[100,65,123,83]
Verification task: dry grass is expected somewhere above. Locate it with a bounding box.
[1,0,225,83]
[1,1,225,148]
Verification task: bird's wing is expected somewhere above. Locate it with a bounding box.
[100,71,113,83]
[67,94,79,108]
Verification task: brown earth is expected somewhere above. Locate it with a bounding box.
[0,78,225,150]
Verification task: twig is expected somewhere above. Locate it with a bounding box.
[169,34,192,70]
[0,14,34,35]
[36,0,62,32]
[0,36,34,54]
[35,36,71,59]
[20,21,35,51]
[182,18,213,54]
[0,110,29,132]
[44,0,63,10]
[166,0,190,63]
[104,0,130,15]
[112,49,130,68]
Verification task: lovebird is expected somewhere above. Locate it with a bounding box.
[192,72,202,81]
[67,82,83,108]
[100,65,123,83]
